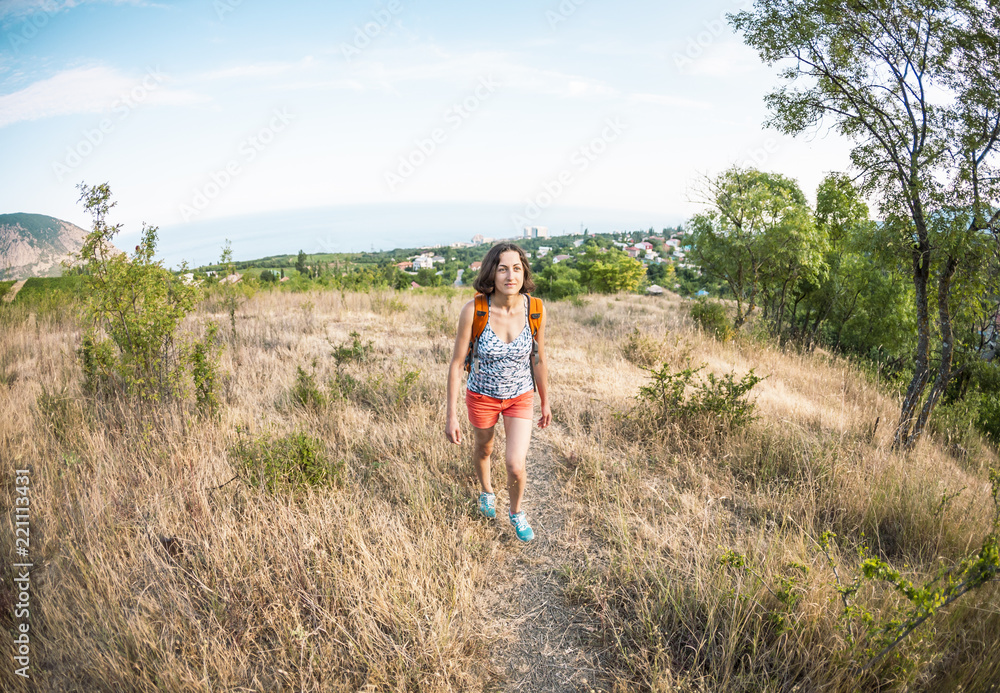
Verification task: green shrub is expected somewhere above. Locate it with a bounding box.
[229,428,340,492]
[690,299,734,342]
[186,322,222,416]
[76,183,201,404]
[332,331,373,365]
[634,362,764,431]
[293,363,327,409]
[979,394,1000,444]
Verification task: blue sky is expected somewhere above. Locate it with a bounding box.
[0,0,854,265]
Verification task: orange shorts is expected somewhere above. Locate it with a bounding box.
[466,389,534,428]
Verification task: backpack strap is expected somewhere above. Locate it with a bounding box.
[526,295,543,390]
[527,295,543,339]
[464,293,490,373]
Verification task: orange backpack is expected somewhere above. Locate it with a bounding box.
[465,293,543,387]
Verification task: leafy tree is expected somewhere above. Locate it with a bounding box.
[414,267,442,287]
[577,246,645,293]
[76,183,200,403]
[645,261,676,288]
[793,174,915,356]
[689,167,827,329]
[534,262,584,300]
[732,0,1000,448]
[295,249,307,276]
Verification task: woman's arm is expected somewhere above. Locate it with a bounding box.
[534,303,551,429]
[446,300,476,444]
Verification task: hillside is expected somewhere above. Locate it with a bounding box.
[0,289,998,691]
[0,213,90,280]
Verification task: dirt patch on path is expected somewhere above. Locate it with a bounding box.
[3,279,26,303]
[481,426,606,692]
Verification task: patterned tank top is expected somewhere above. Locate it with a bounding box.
[466,294,535,400]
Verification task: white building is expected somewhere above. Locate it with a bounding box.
[537,246,553,257]
[412,254,435,270]
[523,226,549,239]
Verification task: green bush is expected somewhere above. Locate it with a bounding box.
[332,331,373,365]
[76,183,201,404]
[293,363,327,409]
[229,428,340,492]
[635,362,764,431]
[979,394,1000,444]
[690,299,734,342]
[186,322,222,416]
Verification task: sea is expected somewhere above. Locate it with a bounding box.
[154,202,680,269]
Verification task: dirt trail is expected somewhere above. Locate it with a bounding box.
[3,279,26,303]
[483,427,605,692]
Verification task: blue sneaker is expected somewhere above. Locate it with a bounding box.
[509,511,535,542]
[478,492,496,519]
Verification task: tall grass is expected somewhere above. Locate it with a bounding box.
[0,288,997,692]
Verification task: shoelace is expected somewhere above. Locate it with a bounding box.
[510,512,529,530]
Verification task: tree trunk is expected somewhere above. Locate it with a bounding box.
[893,232,932,450]
[908,256,959,445]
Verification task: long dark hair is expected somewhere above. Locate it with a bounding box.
[473,242,536,295]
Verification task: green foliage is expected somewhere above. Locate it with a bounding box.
[718,549,809,633]
[185,322,222,417]
[689,299,734,342]
[730,0,1000,449]
[534,262,584,300]
[217,239,256,340]
[332,331,373,366]
[259,269,278,283]
[293,362,327,409]
[689,167,827,329]
[644,261,675,288]
[634,362,764,431]
[229,427,340,492]
[414,267,443,287]
[576,246,645,293]
[76,183,201,404]
[295,249,307,276]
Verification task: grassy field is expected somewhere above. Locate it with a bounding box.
[0,288,997,691]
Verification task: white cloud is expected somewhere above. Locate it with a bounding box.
[0,65,203,127]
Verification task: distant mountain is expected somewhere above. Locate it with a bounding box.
[0,213,90,280]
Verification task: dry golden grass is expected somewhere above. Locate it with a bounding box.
[1,287,998,692]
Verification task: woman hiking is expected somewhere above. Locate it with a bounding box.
[445,242,551,542]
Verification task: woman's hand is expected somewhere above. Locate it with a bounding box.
[446,414,462,444]
[538,402,551,429]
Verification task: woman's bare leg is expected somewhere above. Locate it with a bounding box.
[502,415,533,513]
[472,425,496,493]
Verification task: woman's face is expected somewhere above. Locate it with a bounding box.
[494,250,524,296]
